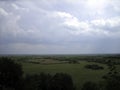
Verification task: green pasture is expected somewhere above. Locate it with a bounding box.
[22,61,108,90]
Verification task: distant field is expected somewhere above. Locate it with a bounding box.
[22,61,108,90]
[1,54,120,90]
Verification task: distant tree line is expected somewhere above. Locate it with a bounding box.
[86,55,120,65]
[3,55,120,65]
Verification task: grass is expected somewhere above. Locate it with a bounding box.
[1,55,120,90]
[22,61,108,90]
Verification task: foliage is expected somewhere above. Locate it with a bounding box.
[68,60,79,64]
[24,73,52,90]
[0,55,120,90]
[102,60,120,90]
[0,57,75,90]
[85,64,104,70]
[81,81,99,90]
[0,57,23,90]
[24,73,75,90]
[49,73,75,90]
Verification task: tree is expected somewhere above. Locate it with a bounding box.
[68,60,79,64]
[24,73,75,90]
[0,57,23,90]
[24,73,52,90]
[85,64,104,70]
[49,73,75,90]
[81,81,99,90]
[102,60,120,90]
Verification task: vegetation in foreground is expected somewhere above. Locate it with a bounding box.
[0,57,75,90]
[0,55,120,90]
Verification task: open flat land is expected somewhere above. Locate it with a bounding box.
[22,62,108,89]
[2,54,120,90]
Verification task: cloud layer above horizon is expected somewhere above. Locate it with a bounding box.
[0,0,120,54]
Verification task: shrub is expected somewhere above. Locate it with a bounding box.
[24,73,76,90]
[81,81,99,90]
[0,57,23,90]
[85,64,104,70]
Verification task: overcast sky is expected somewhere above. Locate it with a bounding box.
[0,0,120,54]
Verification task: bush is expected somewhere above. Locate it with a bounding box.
[68,60,79,64]
[24,73,52,90]
[81,81,99,90]
[24,73,76,90]
[0,57,76,90]
[85,64,104,70]
[102,60,120,90]
[0,57,23,90]
[49,73,75,90]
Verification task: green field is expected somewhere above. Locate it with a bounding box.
[1,54,120,90]
[22,61,108,90]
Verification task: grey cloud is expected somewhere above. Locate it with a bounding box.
[0,0,120,54]
[0,0,17,1]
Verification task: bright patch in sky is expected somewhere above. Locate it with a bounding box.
[87,0,105,8]
[0,0,120,54]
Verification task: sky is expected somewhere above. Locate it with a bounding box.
[0,0,120,54]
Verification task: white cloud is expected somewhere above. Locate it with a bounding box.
[52,11,90,35]
[0,8,8,16]
[0,0,120,54]
[11,3,19,10]
[91,17,120,27]
[56,11,80,27]
[52,11,120,37]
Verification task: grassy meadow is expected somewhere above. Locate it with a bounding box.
[22,61,108,89]
[1,54,120,90]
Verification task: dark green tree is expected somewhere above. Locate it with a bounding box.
[85,64,104,70]
[24,73,75,90]
[0,57,23,90]
[49,73,75,90]
[81,81,99,90]
[102,60,120,90]
[24,73,52,90]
